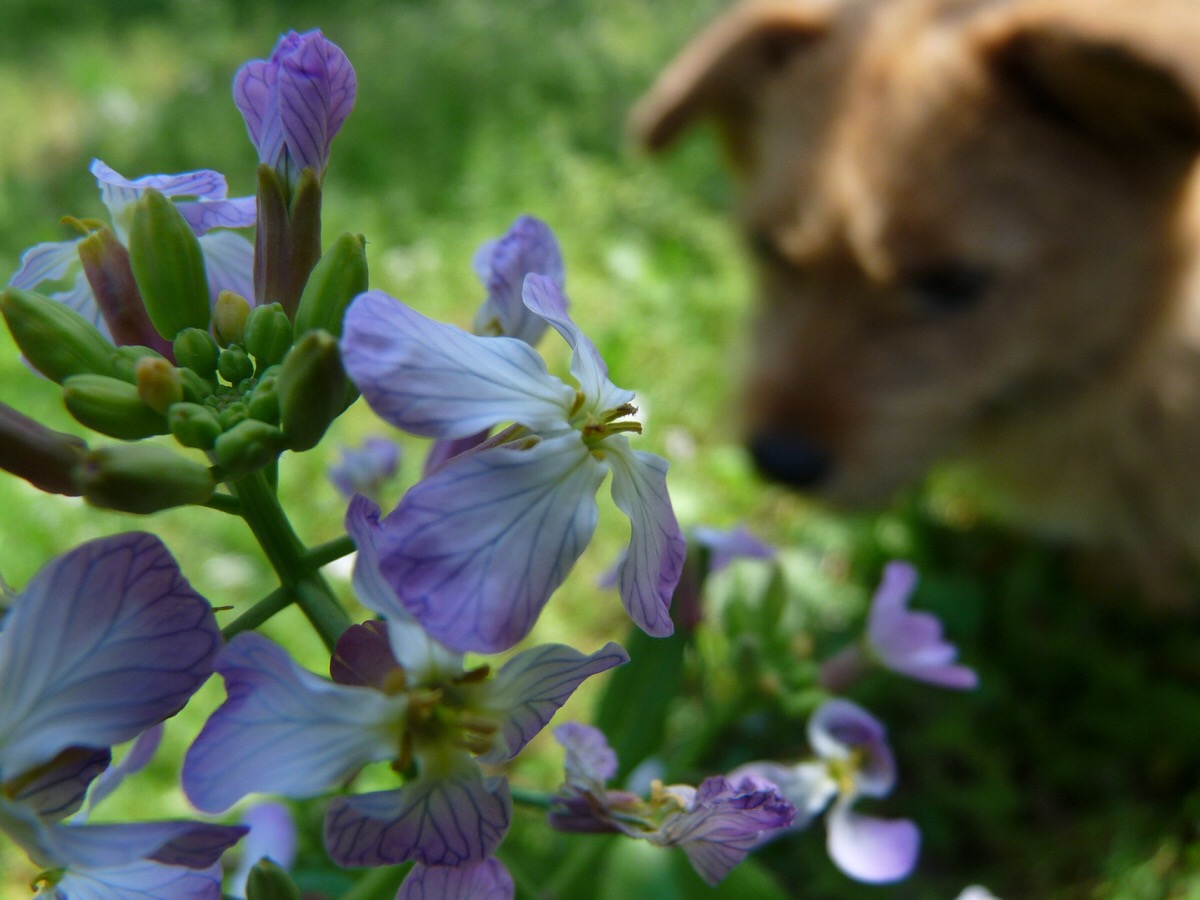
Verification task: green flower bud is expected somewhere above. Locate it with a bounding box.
[275,329,348,451]
[218,401,249,431]
[174,327,220,379]
[63,374,169,440]
[245,858,302,900]
[1,287,118,383]
[168,402,222,450]
[244,302,293,368]
[214,418,285,477]
[111,345,167,384]
[212,290,252,347]
[294,232,368,338]
[0,401,87,495]
[247,371,280,424]
[218,346,254,384]
[127,188,210,340]
[76,443,215,513]
[135,357,184,414]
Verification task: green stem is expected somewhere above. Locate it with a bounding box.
[221,585,291,641]
[304,533,357,570]
[231,469,351,649]
[202,491,241,515]
[509,786,553,809]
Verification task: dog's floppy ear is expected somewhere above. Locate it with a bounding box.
[978,1,1200,158]
[630,2,830,160]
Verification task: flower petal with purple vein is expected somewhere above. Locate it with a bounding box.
[0,533,219,781]
[398,858,515,900]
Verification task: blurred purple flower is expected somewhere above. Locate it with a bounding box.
[328,436,400,500]
[865,562,978,690]
[732,699,920,884]
[691,525,776,575]
[9,159,255,342]
[229,801,298,898]
[234,29,356,185]
[0,533,243,897]
[549,723,795,886]
[341,276,686,653]
[184,583,626,873]
[472,215,565,346]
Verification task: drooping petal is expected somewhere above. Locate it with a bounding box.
[866,562,978,690]
[341,290,574,438]
[5,746,111,821]
[472,215,564,346]
[182,633,402,814]
[398,858,515,900]
[807,700,896,798]
[521,274,633,411]
[87,725,163,811]
[233,58,284,168]
[50,860,225,900]
[0,533,219,781]
[655,776,796,886]
[91,159,228,240]
[276,30,357,174]
[360,433,605,653]
[323,767,511,868]
[9,239,81,290]
[553,722,619,787]
[46,819,245,870]
[825,801,920,884]
[475,642,629,763]
[198,231,256,304]
[605,440,686,639]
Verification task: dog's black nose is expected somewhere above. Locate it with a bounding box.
[748,431,833,488]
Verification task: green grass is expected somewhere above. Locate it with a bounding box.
[2,1,1200,898]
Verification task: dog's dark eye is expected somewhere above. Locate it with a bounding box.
[906,263,992,313]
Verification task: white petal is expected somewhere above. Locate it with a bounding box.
[198,231,256,304]
[9,240,81,290]
[826,801,920,884]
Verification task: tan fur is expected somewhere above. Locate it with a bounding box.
[634,0,1200,577]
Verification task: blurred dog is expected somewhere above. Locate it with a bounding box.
[633,0,1200,578]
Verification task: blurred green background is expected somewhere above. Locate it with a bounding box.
[2,1,1200,898]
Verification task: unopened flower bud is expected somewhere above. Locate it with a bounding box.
[127,188,211,340]
[77,225,171,355]
[111,345,168,384]
[218,346,254,385]
[174,327,220,379]
[76,443,215,513]
[245,858,302,900]
[244,302,293,367]
[294,232,368,338]
[62,374,169,440]
[135,357,184,413]
[168,402,222,450]
[248,370,280,424]
[0,401,87,495]
[218,401,249,431]
[213,290,252,347]
[1,287,119,383]
[214,418,285,477]
[276,329,348,451]
[178,367,216,404]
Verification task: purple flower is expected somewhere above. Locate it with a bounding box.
[183,592,627,872]
[865,562,978,689]
[229,802,298,898]
[549,723,795,886]
[691,525,776,575]
[472,215,565,346]
[234,30,356,185]
[397,857,515,900]
[9,159,255,343]
[732,699,920,884]
[0,533,244,896]
[341,275,687,653]
[328,436,401,500]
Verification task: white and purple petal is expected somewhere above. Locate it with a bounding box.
[9,239,80,290]
[86,725,163,812]
[324,767,511,868]
[342,290,575,438]
[604,440,686,639]
[357,433,605,653]
[229,802,298,899]
[475,642,629,763]
[0,533,219,781]
[825,800,920,884]
[5,746,111,821]
[179,196,256,236]
[553,722,618,788]
[472,215,564,346]
[328,436,400,499]
[182,633,402,814]
[233,57,284,169]
[397,858,515,900]
[692,525,776,575]
[276,30,357,174]
[198,231,256,305]
[50,860,225,900]
[807,699,896,798]
[727,760,836,830]
[46,819,245,871]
